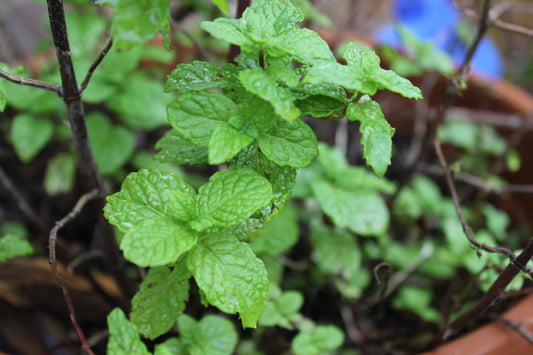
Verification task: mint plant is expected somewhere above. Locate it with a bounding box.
[103,0,421,349]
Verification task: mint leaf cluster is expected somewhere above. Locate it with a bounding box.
[104,0,421,341]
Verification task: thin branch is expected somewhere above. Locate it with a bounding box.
[0,165,48,235]
[80,38,113,93]
[170,18,212,62]
[442,238,533,340]
[49,189,99,355]
[0,69,61,94]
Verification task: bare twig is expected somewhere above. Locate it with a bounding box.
[49,189,99,355]
[442,238,533,340]
[0,165,48,235]
[170,18,212,62]
[80,38,113,93]
[0,69,61,94]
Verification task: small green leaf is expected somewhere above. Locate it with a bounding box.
[86,113,136,175]
[186,232,269,328]
[506,150,521,173]
[208,124,253,165]
[167,91,237,147]
[107,308,150,355]
[244,0,303,34]
[130,264,191,339]
[0,234,34,262]
[191,168,272,231]
[311,180,389,236]
[258,117,318,168]
[10,114,53,163]
[212,0,229,13]
[239,68,300,121]
[112,0,170,51]
[104,169,195,233]
[270,27,335,64]
[250,204,299,256]
[373,69,423,99]
[121,216,198,267]
[165,61,236,93]
[292,325,345,355]
[154,338,187,355]
[260,290,303,328]
[177,314,239,355]
[44,153,76,196]
[200,18,250,47]
[155,130,208,165]
[229,95,278,138]
[346,97,394,177]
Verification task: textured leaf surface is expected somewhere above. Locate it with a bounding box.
[165,61,235,93]
[104,169,195,232]
[229,95,278,138]
[346,97,394,177]
[312,180,389,236]
[155,130,208,165]
[271,27,334,64]
[177,314,238,355]
[107,308,150,355]
[121,216,198,267]
[86,113,135,175]
[244,0,303,34]
[200,18,250,47]
[112,0,170,51]
[131,265,190,339]
[258,118,317,168]
[167,91,237,146]
[239,68,299,121]
[186,232,269,328]
[191,169,272,231]
[208,124,253,164]
[11,114,53,163]
[292,325,344,355]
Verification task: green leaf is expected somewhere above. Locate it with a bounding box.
[10,114,53,163]
[86,113,136,175]
[212,0,229,13]
[260,290,303,328]
[131,264,191,339]
[177,314,239,355]
[373,69,423,99]
[0,234,34,262]
[239,68,300,121]
[191,168,272,231]
[165,61,237,93]
[121,216,198,267]
[44,153,76,196]
[296,95,345,118]
[104,169,195,233]
[292,325,345,355]
[310,224,361,279]
[200,18,251,47]
[229,95,278,138]
[186,232,269,328]
[303,61,378,95]
[244,0,303,34]
[109,73,170,129]
[155,130,208,165]
[311,180,389,236]
[250,204,299,256]
[112,0,170,51]
[107,308,150,355]
[167,91,237,146]
[257,117,318,168]
[270,27,335,64]
[346,97,394,177]
[169,190,196,222]
[154,338,187,355]
[208,124,253,165]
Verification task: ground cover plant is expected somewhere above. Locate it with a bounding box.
[1,0,533,354]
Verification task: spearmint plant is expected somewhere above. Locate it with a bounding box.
[102,0,422,349]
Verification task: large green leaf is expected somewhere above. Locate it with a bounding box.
[311,180,389,236]
[10,114,53,163]
[257,118,317,168]
[112,0,170,51]
[155,130,208,165]
[104,169,195,233]
[270,27,334,64]
[130,264,190,339]
[346,97,394,177]
[86,113,135,175]
[107,308,150,355]
[186,232,269,328]
[208,124,253,165]
[167,91,237,147]
[177,314,238,355]
[239,68,300,121]
[120,216,198,267]
[190,168,272,231]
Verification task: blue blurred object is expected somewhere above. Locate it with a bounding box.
[374,0,504,79]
